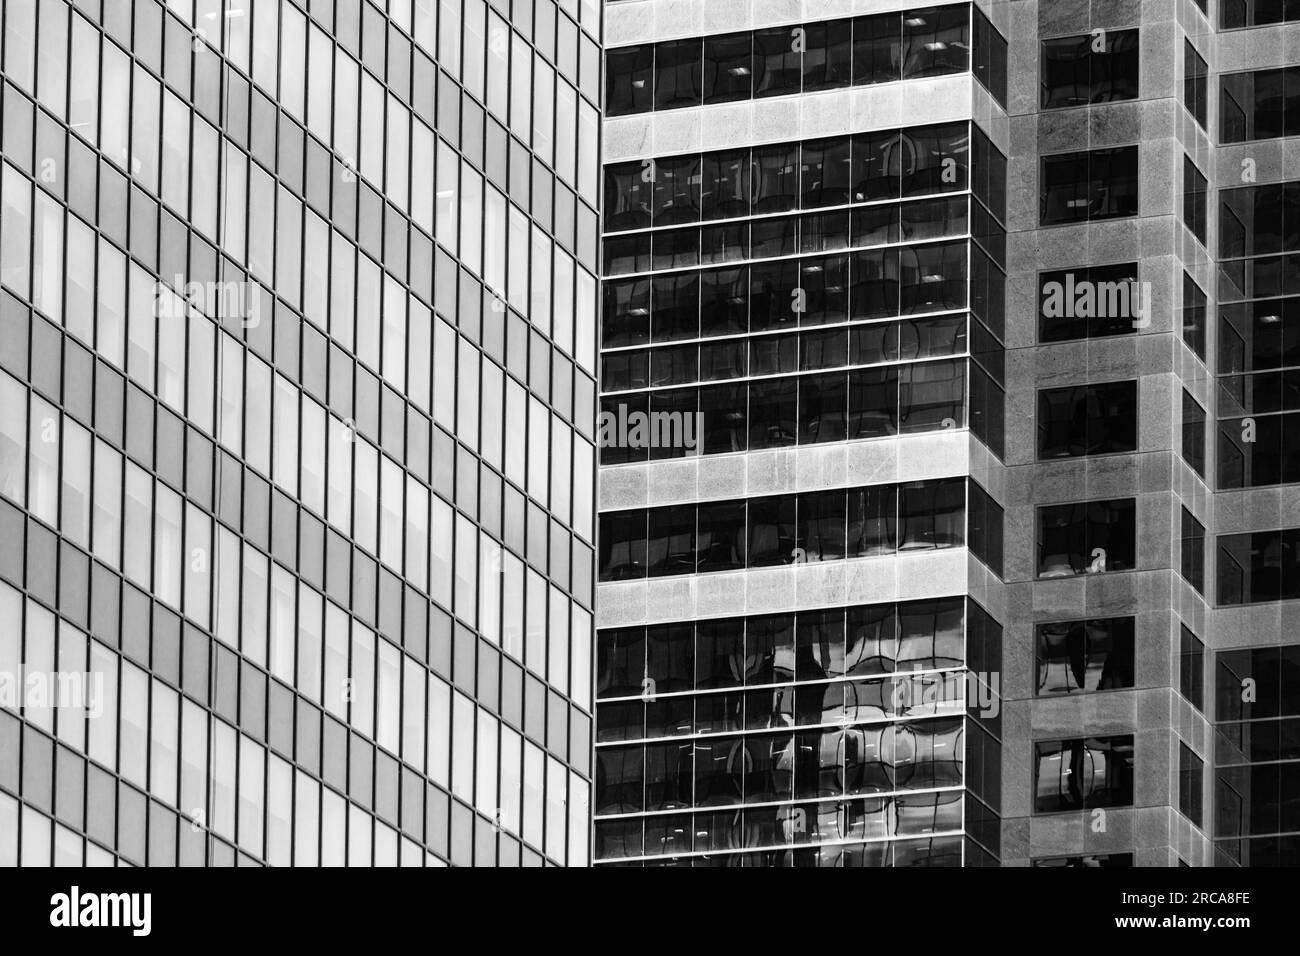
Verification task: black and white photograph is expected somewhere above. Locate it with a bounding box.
[0,0,1293,939]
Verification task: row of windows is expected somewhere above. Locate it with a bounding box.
[595,718,965,815]
[598,478,977,582]
[603,197,984,277]
[602,313,972,392]
[599,835,967,867]
[1216,716,1300,767]
[1222,0,1300,28]
[602,242,984,336]
[594,791,964,861]
[605,5,1006,117]
[0,582,589,866]
[597,671,977,745]
[603,123,1006,232]
[598,358,971,463]
[597,598,991,699]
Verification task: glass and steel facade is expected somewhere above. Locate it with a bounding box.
[595,0,1009,866]
[0,0,600,867]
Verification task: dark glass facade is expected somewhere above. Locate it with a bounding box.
[597,0,1008,867]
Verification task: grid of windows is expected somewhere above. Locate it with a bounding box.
[597,477,975,582]
[1213,643,1300,866]
[0,0,600,867]
[1217,182,1300,490]
[597,9,1008,869]
[593,596,1003,864]
[599,122,1008,467]
[604,5,1007,118]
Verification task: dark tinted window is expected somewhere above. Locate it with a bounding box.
[703,33,753,105]
[1182,389,1206,478]
[1041,28,1139,108]
[654,38,703,110]
[1183,272,1206,360]
[1221,67,1300,143]
[1184,155,1208,245]
[607,45,654,116]
[1037,380,1138,459]
[1182,507,1206,594]
[1180,624,1205,712]
[1037,498,1137,578]
[1179,743,1204,828]
[1041,146,1139,225]
[1216,528,1300,605]
[1038,262,1140,342]
[1034,736,1135,813]
[1036,618,1136,696]
[1185,40,1208,130]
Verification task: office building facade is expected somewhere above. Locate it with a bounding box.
[0,0,601,866]
[595,0,1300,867]
[595,0,1010,866]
